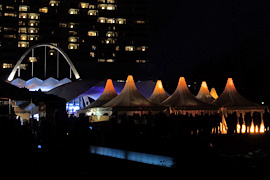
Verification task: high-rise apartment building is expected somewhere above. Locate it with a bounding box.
[0,0,150,80]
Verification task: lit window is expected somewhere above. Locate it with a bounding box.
[136,46,147,51]
[49,0,60,6]
[97,0,106,3]
[107,18,115,24]
[39,7,48,13]
[5,12,17,17]
[88,10,98,16]
[98,4,107,10]
[28,28,38,34]
[18,27,27,33]
[125,46,135,51]
[49,50,55,55]
[69,23,78,28]
[89,5,95,9]
[79,2,89,8]
[2,63,13,69]
[6,6,14,9]
[68,36,79,42]
[88,31,98,36]
[98,59,115,63]
[97,17,107,23]
[117,18,126,24]
[135,20,146,24]
[92,45,96,50]
[107,4,116,10]
[105,38,116,44]
[29,57,37,62]
[90,52,95,57]
[69,9,79,15]
[29,20,39,27]
[107,0,116,3]
[136,60,147,63]
[106,31,117,37]
[98,59,106,62]
[19,5,29,11]
[29,13,39,19]
[20,34,28,40]
[115,46,120,51]
[3,35,16,39]
[59,23,67,28]
[19,13,27,18]
[106,59,115,63]
[29,35,39,41]
[18,41,29,48]
[69,31,77,35]
[68,43,79,49]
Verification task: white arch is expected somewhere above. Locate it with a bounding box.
[7,43,80,81]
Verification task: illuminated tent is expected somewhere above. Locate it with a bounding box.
[40,77,59,91]
[211,78,266,114]
[149,80,169,104]
[196,81,214,103]
[26,77,43,91]
[210,88,218,100]
[102,75,162,115]
[162,77,218,115]
[11,78,26,88]
[88,79,117,108]
[55,78,72,88]
[47,79,99,102]
[79,80,156,100]
[77,79,118,118]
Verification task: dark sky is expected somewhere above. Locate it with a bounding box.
[147,0,270,103]
[149,0,270,77]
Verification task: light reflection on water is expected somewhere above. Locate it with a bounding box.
[89,145,174,167]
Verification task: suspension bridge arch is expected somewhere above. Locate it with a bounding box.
[7,43,80,81]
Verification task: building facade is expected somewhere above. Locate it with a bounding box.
[0,0,150,80]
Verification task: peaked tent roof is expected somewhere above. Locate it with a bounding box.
[47,79,99,102]
[162,77,213,108]
[41,77,59,87]
[11,78,26,88]
[88,79,118,108]
[196,81,214,103]
[103,75,159,108]
[212,78,262,109]
[149,80,168,104]
[26,77,43,90]
[210,88,218,99]
[55,78,72,88]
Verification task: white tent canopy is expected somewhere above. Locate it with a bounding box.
[26,77,43,90]
[196,81,215,103]
[211,78,266,114]
[103,75,158,108]
[98,75,164,116]
[89,79,117,108]
[149,80,168,104]
[162,77,218,116]
[11,78,26,88]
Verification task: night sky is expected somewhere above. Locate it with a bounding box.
[148,0,270,103]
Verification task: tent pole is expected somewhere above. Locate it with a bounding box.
[44,46,46,79]
[57,51,59,79]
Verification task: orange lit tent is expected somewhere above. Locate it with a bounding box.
[88,79,117,108]
[149,80,169,104]
[212,78,266,113]
[210,88,218,99]
[102,75,163,115]
[76,79,118,116]
[196,81,215,103]
[162,77,218,116]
